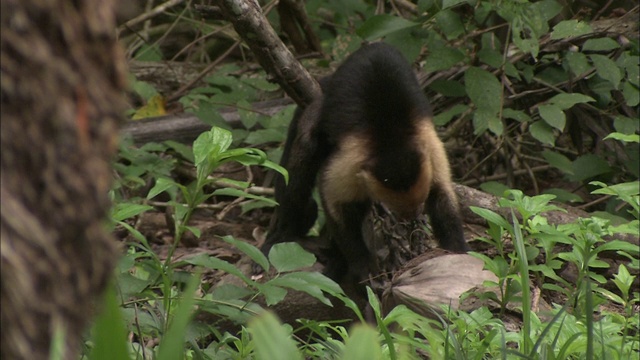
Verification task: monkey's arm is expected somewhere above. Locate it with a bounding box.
[261,98,327,256]
[425,139,469,253]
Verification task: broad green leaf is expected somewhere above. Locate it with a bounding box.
[185,253,251,283]
[238,100,259,129]
[583,38,620,52]
[620,54,639,86]
[257,283,288,306]
[147,177,177,199]
[613,116,640,134]
[542,150,574,175]
[512,16,540,57]
[268,274,333,306]
[115,272,151,300]
[193,127,233,166]
[478,46,504,69]
[591,54,622,89]
[551,20,593,39]
[565,51,591,76]
[436,9,464,39]
[542,188,583,203]
[548,93,595,110]
[356,15,418,41]
[221,235,270,272]
[164,140,195,162]
[429,79,467,97]
[280,271,343,295]
[269,242,316,273]
[538,104,565,130]
[469,207,513,232]
[530,121,555,146]
[131,79,159,100]
[465,67,501,111]
[569,154,612,181]
[341,324,383,360]
[503,108,531,122]
[89,286,129,360]
[249,312,302,360]
[465,67,502,113]
[479,109,503,135]
[480,181,510,196]
[433,104,468,126]
[622,81,639,106]
[590,181,640,196]
[424,47,465,73]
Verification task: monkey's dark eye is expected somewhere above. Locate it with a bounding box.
[383,178,389,183]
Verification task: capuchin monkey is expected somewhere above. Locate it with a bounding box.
[260,42,469,286]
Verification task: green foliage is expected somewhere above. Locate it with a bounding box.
[104,1,640,358]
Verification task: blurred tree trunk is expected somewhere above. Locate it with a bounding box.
[1,0,126,359]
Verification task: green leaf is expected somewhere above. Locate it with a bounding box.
[613,115,640,134]
[565,51,591,76]
[542,188,583,203]
[542,150,574,175]
[436,9,465,39]
[433,104,467,126]
[442,0,467,8]
[548,93,595,110]
[477,109,503,135]
[221,235,270,272]
[193,127,233,166]
[622,81,639,106]
[131,79,159,101]
[356,15,418,41]
[424,47,465,73]
[147,177,177,199]
[164,140,195,162]
[530,121,556,146]
[111,203,154,222]
[604,132,640,143]
[249,312,302,360]
[89,286,129,360]
[269,242,316,273]
[621,54,639,86]
[590,54,622,89]
[212,188,278,205]
[569,154,612,181]
[469,206,513,233]
[479,181,510,196]
[156,275,199,360]
[342,324,383,360]
[268,273,334,306]
[551,20,593,39]
[185,253,251,283]
[590,181,640,197]
[538,104,565,130]
[583,38,620,52]
[503,108,531,122]
[429,79,467,97]
[465,67,502,114]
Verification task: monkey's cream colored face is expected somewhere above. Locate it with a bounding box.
[322,128,434,221]
[359,168,431,219]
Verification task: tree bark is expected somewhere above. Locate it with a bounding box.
[1,0,126,359]
[215,0,321,106]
